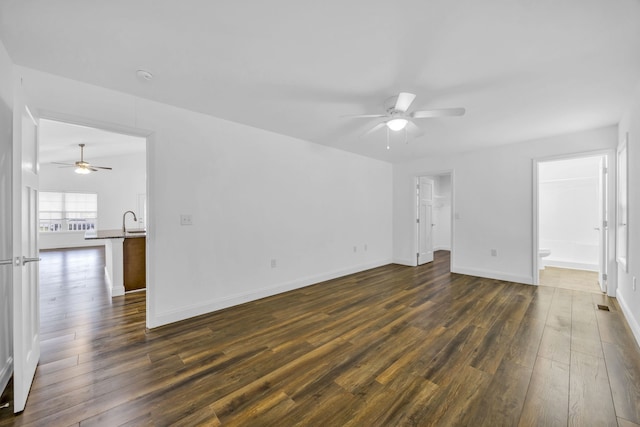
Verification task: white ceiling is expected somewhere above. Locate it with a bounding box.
[2,0,640,163]
[39,119,145,164]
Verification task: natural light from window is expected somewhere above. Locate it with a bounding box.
[39,191,98,232]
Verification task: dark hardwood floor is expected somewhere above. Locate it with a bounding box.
[2,248,640,426]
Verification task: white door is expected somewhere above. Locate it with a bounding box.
[12,85,40,413]
[417,177,434,265]
[597,156,608,293]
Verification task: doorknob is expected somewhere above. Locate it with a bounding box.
[594,227,600,231]
[22,256,41,265]
[0,259,11,266]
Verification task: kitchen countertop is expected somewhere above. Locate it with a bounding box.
[85,229,147,240]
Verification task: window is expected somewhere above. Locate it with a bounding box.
[39,191,98,232]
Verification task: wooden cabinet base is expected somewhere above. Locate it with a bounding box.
[123,237,145,291]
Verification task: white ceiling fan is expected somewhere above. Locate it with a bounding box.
[52,143,113,174]
[345,92,466,137]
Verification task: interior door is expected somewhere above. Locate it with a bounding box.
[417,177,434,265]
[597,156,608,293]
[12,85,40,413]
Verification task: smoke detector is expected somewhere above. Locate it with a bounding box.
[136,69,153,81]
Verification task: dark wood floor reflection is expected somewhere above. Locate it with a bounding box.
[2,249,640,426]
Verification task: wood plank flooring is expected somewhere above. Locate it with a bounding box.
[1,248,640,426]
[539,267,601,294]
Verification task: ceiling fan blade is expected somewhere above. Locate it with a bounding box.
[406,121,425,138]
[342,114,387,118]
[411,107,466,118]
[88,167,99,172]
[92,166,113,170]
[395,92,416,112]
[52,162,76,167]
[362,122,386,137]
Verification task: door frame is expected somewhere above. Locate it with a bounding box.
[532,149,616,295]
[412,169,455,269]
[35,110,155,326]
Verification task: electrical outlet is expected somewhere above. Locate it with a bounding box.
[364,244,368,252]
[271,259,277,268]
[180,214,193,226]
[353,246,357,253]
[491,249,497,257]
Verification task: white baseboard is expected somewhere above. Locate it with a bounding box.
[0,356,13,398]
[111,285,125,297]
[393,258,415,267]
[151,258,393,328]
[616,290,640,350]
[451,265,532,285]
[545,259,598,271]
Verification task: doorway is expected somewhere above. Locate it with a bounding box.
[416,172,453,267]
[38,118,147,288]
[535,153,609,292]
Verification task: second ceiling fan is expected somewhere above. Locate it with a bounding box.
[346,92,466,137]
[53,143,113,174]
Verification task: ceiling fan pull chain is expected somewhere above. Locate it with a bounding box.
[386,126,390,150]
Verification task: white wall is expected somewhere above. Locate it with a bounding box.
[0,38,13,399]
[617,84,640,347]
[39,151,146,249]
[539,157,600,271]
[16,66,393,328]
[393,126,617,285]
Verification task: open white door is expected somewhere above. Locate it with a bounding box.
[417,177,434,265]
[597,156,608,293]
[12,83,40,413]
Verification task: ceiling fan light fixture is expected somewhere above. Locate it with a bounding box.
[386,118,408,131]
[75,166,91,174]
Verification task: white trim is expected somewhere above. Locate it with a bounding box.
[451,265,533,285]
[145,132,155,328]
[393,258,415,266]
[532,149,616,295]
[617,289,640,349]
[433,246,451,251]
[0,356,13,398]
[36,110,155,327]
[411,169,455,273]
[532,159,540,283]
[149,259,392,328]
[616,136,629,272]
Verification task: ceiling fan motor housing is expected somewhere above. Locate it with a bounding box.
[384,95,402,113]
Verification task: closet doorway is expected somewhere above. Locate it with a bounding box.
[416,172,453,267]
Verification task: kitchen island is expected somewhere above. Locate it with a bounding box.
[85,229,146,296]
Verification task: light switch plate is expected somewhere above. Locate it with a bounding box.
[180,214,193,226]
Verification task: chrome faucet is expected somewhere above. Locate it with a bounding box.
[122,210,137,233]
